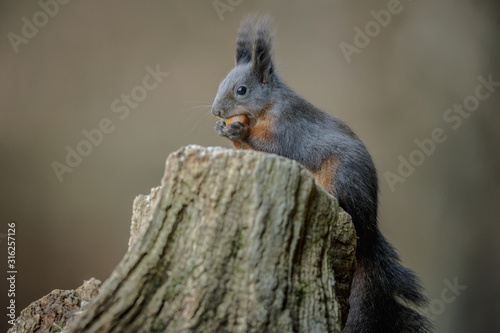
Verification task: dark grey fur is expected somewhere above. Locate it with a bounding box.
[212,15,431,333]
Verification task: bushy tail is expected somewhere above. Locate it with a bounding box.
[344,230,432,333]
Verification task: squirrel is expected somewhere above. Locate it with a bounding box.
[212,15,431,333]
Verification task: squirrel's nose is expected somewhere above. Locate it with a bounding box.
[211,106,222,117]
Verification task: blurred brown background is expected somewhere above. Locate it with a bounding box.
[1,1,499,332]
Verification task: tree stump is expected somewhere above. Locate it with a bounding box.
[24,145,357,333]
[7,278,101,333]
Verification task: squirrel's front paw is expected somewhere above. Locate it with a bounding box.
[214,120,249,141]
[215,120,227,137]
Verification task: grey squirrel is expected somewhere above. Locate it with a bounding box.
[212,15,431,333]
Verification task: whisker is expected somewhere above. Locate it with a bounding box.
[189,109,214,132]
[182,110,198,126]
[183,100,213,104]
[190,105,213,109]
[179,104,213,114]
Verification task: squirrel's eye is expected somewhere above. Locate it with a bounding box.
[236,86,247,96]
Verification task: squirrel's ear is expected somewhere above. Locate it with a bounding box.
[251,16,274,83]
[235,17,253,66]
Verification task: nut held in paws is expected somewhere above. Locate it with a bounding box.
[226,114,250,126]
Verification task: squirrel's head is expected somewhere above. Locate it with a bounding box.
[212,15,275,123]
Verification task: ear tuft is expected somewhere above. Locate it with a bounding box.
[251,15,274,83]
[235,15,255,65]
[235,14,275,83]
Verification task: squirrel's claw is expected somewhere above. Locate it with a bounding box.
[214,120,249,141]
[225,122,249,141]
[214,120,227,137]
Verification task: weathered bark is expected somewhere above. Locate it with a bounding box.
[14,145,357,333]
[7,278,101,333]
